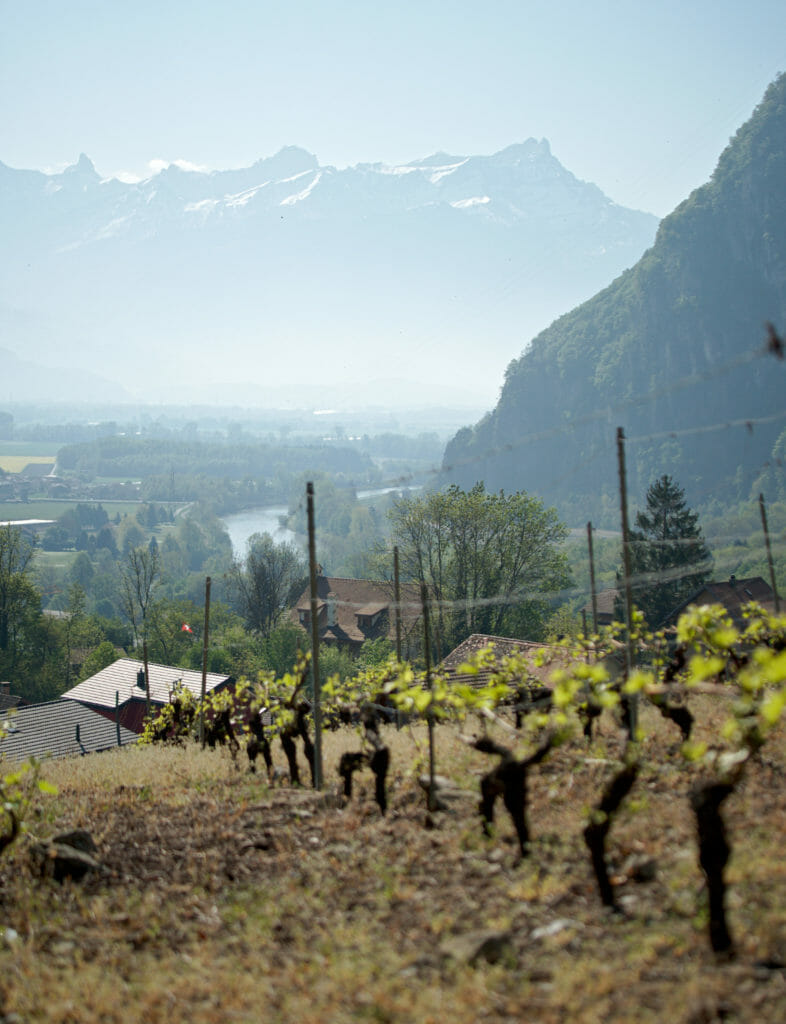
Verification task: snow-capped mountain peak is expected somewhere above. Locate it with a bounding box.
[0,142,658,406]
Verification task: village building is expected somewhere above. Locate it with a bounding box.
[0,681,22,715]
[0,699,137,762]
[439,633,570,693]
[580,588,619,629]
[61,658,233,734]
[291,573,421,656]
[659,575,777,629]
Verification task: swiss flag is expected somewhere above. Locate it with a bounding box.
[181,623,194,634]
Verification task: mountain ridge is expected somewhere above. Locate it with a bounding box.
[0,140,658,407]
[442,74,786,519]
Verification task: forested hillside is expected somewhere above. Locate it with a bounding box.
[444,75,786,524]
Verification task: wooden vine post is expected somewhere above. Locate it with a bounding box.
[199,576,211,748]
[307,482,324,790]
[142,640,151,717]
[394,545,403,728]
[421,582,436,812]
[759,492,781,613]
[616,427,638,739]
[587,520,599,634]
[393,545,402,663]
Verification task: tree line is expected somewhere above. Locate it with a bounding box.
[2,467,728,708]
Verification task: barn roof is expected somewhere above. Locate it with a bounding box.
[660,575,776,628]
[440,634,570,689]
[0,700,137,762]
[62,658,231,712]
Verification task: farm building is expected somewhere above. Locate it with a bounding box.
[291,573,421,656]
[659,575,777,629]
[440,634,570,691]
[61,658,233,734]
[0,699,137,762]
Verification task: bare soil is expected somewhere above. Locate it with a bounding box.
[1,703,785,1023]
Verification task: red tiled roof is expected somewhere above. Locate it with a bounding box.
[292,576,421,646]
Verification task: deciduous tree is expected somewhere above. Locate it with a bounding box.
[229,533,308,638]
[0,525,41,682]
[388,484,571,654]
[121,544,162,646]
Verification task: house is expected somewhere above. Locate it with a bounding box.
[0,682,22,715]
[660,575,777,630]
[0,699,137,763]
[291,573,421,655]
[61,658,233,734]
[439,633,569,692]
[580,588,619,629]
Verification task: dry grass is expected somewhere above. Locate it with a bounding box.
[1,701,785,1023]
[0,456,55,474]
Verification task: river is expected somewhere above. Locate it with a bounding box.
[220,485,419,557]
[221,505,295,555]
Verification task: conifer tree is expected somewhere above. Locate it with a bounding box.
[622,475,712,627]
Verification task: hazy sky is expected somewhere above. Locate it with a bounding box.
[1,1,784,216]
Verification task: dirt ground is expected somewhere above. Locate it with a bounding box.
[1,704,785,1023]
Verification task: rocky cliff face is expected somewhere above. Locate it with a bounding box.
[443,75,786,521]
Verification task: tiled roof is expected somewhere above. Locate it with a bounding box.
[661,576,776,627]
[61,658,231,711]
[355,602,388,616]
[292,576,421,645]
[0,700,137,762]
[594,589,619,614]
[439,634,568,689]
[580,589,619,619]
[0,692,22,713]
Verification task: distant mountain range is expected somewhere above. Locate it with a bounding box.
[443,75,786,520]
[0,141,657,408]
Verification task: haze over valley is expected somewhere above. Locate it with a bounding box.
[1,141,657,409]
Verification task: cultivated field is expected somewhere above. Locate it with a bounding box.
[0,456,56,474]
[1,700,785,1023]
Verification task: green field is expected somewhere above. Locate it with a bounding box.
[0,441,61,457]
[33,549,79,572]
[0,500,74,521]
